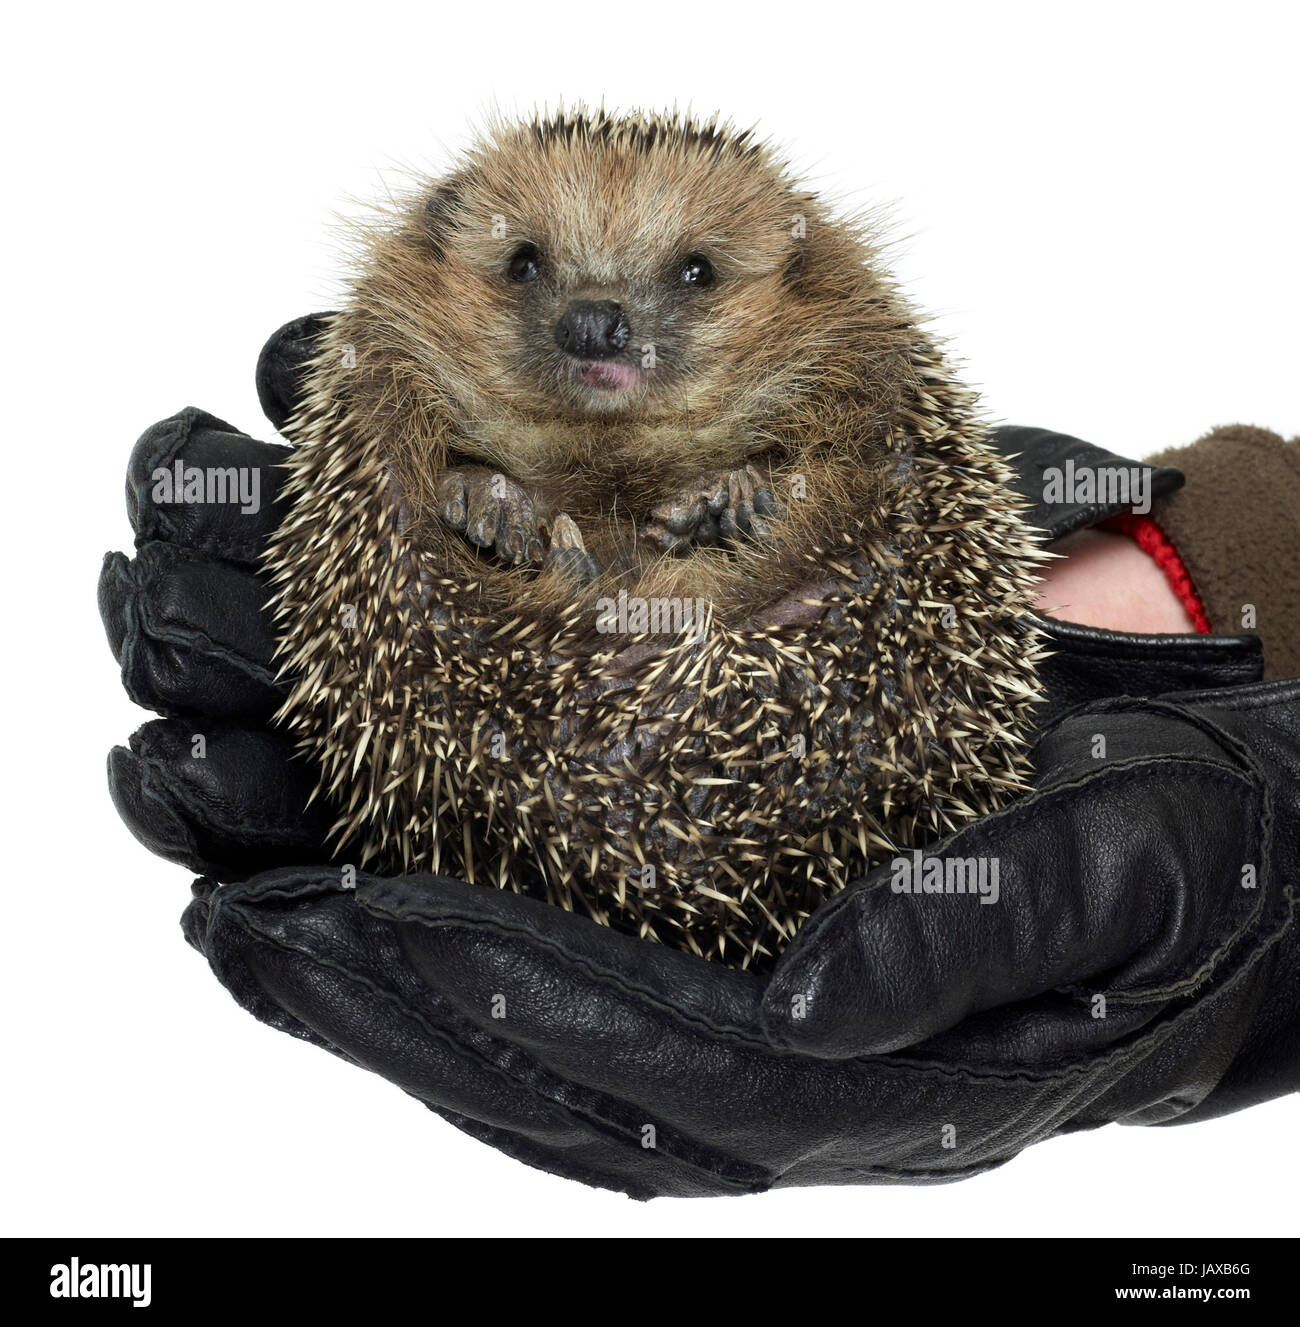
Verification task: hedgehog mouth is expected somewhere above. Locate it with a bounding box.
[574,360,642,392]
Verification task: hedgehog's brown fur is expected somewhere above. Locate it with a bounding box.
[265,108,1049,969]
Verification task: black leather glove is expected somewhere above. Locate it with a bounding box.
[98,405,330,877]
[99,320,1299,1197]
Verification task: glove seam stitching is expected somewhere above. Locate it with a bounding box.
[130,729,311,839]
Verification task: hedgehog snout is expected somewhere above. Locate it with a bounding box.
[554,300,631,359]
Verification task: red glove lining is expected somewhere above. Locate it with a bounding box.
[1100,512,1213,634]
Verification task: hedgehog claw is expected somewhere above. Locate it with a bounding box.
[547,546,602,585]
[546,513,602,586]
[466,506,499,550]
[640,519,694,553]
[719,503,750,541]
[664,495,709,535]
[437,472,469,531]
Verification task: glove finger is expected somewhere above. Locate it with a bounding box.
[761,698,1273,1057]
[99,542,281,720]
[255,313,335,434]
[108,720,329,878]
[353,873,792,1181]
[195,870,757,1197]
[127,408,290,565]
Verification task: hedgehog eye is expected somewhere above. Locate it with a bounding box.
[507,243,542,283]
[679,253,714,288]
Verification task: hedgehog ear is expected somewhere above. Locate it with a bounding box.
[424,171,472,261]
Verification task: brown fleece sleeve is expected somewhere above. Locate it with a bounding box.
[1149,425,1300,681]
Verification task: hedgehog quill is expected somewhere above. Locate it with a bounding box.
[266,108,1049,969]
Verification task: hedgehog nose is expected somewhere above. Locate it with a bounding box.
[554,300,631,359]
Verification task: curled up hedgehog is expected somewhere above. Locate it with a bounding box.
[265,108,1049,970]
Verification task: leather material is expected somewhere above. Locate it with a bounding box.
[108,719,326,879]
[95,341,1299,1197]
[1034,616,1264,727]
[99,409,290,721]
[1145,679,1300,1125]
[102,408,328,875]
[990,423,1185,539]
[256,313,333,434]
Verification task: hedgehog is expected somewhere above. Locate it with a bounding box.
[265,108,1049,969]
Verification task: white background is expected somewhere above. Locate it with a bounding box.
[3,0,1296,1237]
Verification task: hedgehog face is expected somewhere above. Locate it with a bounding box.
[491,229,738,417]
[348,111,903,495]
[413,117,819,425]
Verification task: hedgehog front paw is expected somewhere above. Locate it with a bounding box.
[436,467,546,567]
[640,463,783,553]
[545,513,603,586]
